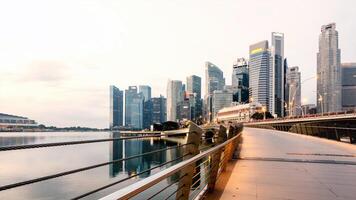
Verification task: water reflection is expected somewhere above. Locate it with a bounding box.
[110,132,183,179]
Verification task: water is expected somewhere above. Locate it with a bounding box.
[0,132,186,200]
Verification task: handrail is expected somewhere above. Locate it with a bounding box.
[99,132,241,200]
[0,143,191,192]
[0,129,189,151]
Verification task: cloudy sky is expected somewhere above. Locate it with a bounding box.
[0,0,355,128]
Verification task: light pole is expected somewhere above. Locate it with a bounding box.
[288,76,317,117]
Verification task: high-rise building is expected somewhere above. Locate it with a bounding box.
[286,66,301,116]
[271,32,285,117]
[204,62,225,121]
[205,62,225,96]
[109,85,123,129]
[139,85,151,102]
[186,75,202,120]
[317,23,342,113]
[166,80,183,121]
[232,58,249,103]
[152,95,167,124]
[283,58,289,116]
[249,40,271,112]
[341,63,356,111]
[125,86,144,129]
[212,90,233,119]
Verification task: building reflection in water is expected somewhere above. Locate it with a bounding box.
[109,132,184,180]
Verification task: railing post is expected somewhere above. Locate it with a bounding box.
[207,125,226,192]
[176,122,202,200]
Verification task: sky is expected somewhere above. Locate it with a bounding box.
[0,0,355,128]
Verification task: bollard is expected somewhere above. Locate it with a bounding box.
[207,125,226,192]
[176,122,202,200]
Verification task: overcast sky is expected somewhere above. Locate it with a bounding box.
[0,0,355,128]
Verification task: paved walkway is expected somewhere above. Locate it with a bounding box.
[207,127,356,200]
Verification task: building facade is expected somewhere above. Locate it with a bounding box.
[317,23,342,113]
[139,85,151,102]
[166,80,183,121]
[232,58,249,103]
[186,75,202,120]
[271,32,285,117]
[109,85,124,129]
[286,66,301,116]
[152,96,167,124]
[125,86,144,129]
[249,40,271,112]
[204,62,225,121]
[341,63,356,111]
[212,90,233,119]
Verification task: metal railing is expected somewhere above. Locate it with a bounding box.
[99,122,243,200]
[0,122,243,200]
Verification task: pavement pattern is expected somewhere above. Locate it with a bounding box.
[207,127,356,200]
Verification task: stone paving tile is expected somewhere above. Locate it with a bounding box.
[215,128,356,200]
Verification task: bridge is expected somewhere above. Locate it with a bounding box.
[246,113,356,144]
[0,120,355,199]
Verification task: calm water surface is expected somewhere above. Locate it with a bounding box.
[0,132,188,200]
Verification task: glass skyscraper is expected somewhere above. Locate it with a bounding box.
[109,85,123,129]
[232,58,249,103]
[186,75,202,120]
[249,40,271,111]
[271,32,285,117]
[317,23,342,113]
[152,95,167,124]
[125,86,144,129]
[139,85,151,102]
[204,62,225,121]
[341,63,356,111]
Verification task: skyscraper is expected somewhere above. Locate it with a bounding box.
[139,85,151,102]
[204,62,225,121]
[152,95,167,124]
[109,85,123,129]
[125,86,144,129]
[186,75,202,120]
[271,32,285,117]
[212,90,233,119]
[249,40,271,112]
[341,63,356,111]
[139,85,152,129]
[205,62,225,96]
[286,66,301,116]
[232,58,249,103]
[317,23,342,113]
[166,80,183,121]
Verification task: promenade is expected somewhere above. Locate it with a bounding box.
[207,127,356,200]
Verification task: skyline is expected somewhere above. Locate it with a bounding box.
[1,0,356,128]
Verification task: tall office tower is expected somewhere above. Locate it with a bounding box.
[109,86,123,129]
[166,80,183,121]
[286,66,301,116]
[283,58,289,116]
[317,23,341,113]
[232,58,249,103]
[125,86,144,129]
[139,85,151,102]
[152,95,167,124]
[204,62,225,121]
[249,40,271,112]
[125,86,137,126]
[186,75,202,120]
[271,32,285,117]
[212,90,233,119]
[341,63,356,111]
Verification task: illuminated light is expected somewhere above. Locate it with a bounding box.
[250,48,263,55]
